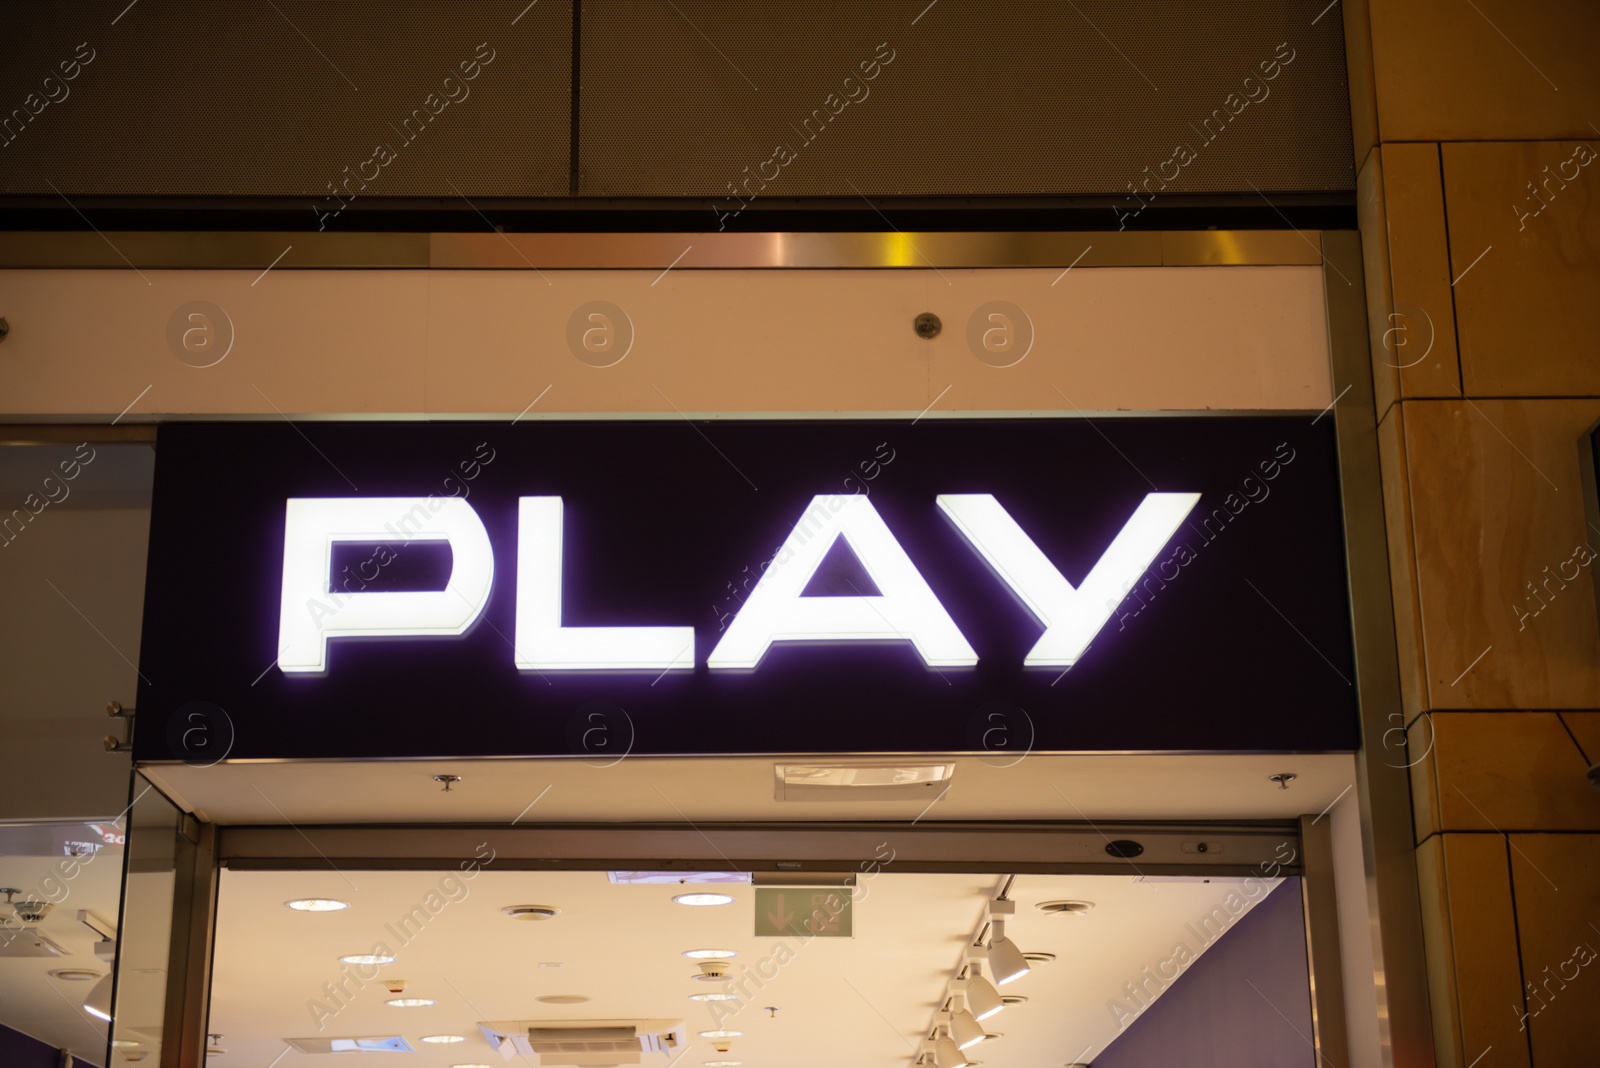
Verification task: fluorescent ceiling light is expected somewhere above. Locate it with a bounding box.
[673,893,734,907]
[285,898,350,912]
[684,950,738,960]
[421,1034,467,1044]
[689,993,740,1002]
[339,954,397,965]
[385,998,435,1007]
[698,1030,743,1038]
[609,871,751,885]
[287,1037,412,1054]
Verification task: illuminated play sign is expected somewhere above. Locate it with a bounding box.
[134,419,1358,760]
[276,491,1199,674]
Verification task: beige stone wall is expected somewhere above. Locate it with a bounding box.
[1346,1,1600,1062]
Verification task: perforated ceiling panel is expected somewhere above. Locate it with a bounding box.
[579,0,1355,205]
[0,0,570,200]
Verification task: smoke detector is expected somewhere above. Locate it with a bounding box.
[0,889,51,926]
[692,961,733,982]
[502,905,561,921]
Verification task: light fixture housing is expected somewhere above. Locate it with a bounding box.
[949,1006,987,1050]
[934,1035,973,1068]
[84,974,113,1022]
[989,933,1030,984]
[966,973,1005,1021]
[673,893,734,907]
[987,903,1030,985]
[285,898,350,912]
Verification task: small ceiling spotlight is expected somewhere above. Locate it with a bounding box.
[1268,772,1297,790]
[84,974,114,1022]
[963,952,1005,1021]
[285,898,350,912]
[434,774,462,793]
[948,995,988,1051]
[987,900,1029,985]
[673,893,734,907]
[933,1026,974,1068]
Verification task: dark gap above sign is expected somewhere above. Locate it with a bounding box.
[133,418,1359,762]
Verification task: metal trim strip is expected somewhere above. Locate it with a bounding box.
[0,230,1324,269]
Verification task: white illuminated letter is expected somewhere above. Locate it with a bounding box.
[937,492,1200,666]
[514,496,694,671]
[278,497,494,674]
[707,495,976,670]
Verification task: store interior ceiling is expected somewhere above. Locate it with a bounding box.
[202,868,1292,1068]
[0,831,131,1067]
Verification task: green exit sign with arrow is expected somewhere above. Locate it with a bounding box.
[754,886,854,938]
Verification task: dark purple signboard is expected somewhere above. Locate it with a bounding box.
[133,417,1358,762]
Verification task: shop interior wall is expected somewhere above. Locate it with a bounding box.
[0,474,148,821]
[1342,1,1600,1064]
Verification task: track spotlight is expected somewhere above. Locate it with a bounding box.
[988,900,1030,985]
[949,994,987,1050]
[965,968,1005,1021]
[935,1033,974,1068]
[84,974,113,1022]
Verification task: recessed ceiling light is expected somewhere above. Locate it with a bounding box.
[674,893,734,906]
[339,954,397,965]
[385,998,435,1007]
[286,898,350,912]
[1000,995,1028,1005]
[536,995,590,1005]
[420,1034,466,1044]
[699,1031,743,1039]
[689,993,740,1002]
[48,969,102,982]
[502,905,561,921]
[1021,952,1056,964]
[683,949,738,960]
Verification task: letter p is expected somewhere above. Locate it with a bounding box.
[277,497,494,673]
